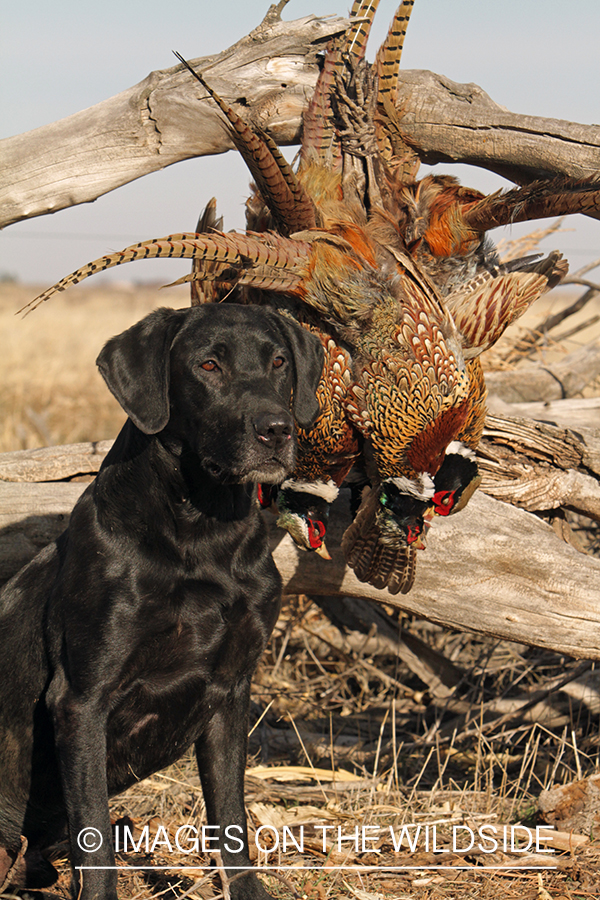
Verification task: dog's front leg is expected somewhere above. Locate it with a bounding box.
[195,676,273,900]
[46,675,117,900]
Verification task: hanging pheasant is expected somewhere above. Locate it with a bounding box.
[23,0,599,594]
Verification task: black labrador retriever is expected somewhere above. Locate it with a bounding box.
[0,303,323,900]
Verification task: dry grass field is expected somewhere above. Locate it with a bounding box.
[0,281,190,453]
[1,280,599,899]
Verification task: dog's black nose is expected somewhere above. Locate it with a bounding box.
[253,412,293,448]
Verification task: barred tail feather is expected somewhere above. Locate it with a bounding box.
[375,0,415,106]
[341,486,416,595]
[174,52,315,234]
[21,232,312,314]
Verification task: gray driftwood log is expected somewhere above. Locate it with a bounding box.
[270,492,600,659]
[1,479,599,659]
[0,9,347,229]
[393,70,600,188]
[2,417,600,660]
[2,8,600,229]
[483,342,600,404]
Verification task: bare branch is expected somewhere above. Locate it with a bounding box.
[0,13,348,228]
[394,69,600,190]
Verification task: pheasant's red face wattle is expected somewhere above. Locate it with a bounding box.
[406,521,423,545]
[307,518,326,549]
[432,489,457,516]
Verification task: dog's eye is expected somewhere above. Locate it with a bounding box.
[273,357,285,369]
[200,360,219,372]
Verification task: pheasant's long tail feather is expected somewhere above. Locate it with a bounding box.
[375,0,415,107]
[166,266,304,295]
[463,175,600,233]
[341,486,417,595]
[21,232,311,314]
[300,0,379,169]
[373,1,419,176]
[174,53,315,233]
[343,523,417,595]
[190,197,225,305]
[346,0,381,62]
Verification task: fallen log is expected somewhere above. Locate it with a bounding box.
[4,413,599,522]
[486,396,600,435]
[0,440,113,483]
[483,342,600,403]
[0,482,86,583]
[394,70,600,187]
[270,492,600,659]
[2,476,600,659]
[477,414,600,521]
[0,9,347,229]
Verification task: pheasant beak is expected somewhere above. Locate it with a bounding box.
[406,520,427,550]
[315,542,332,560]
[307,518,330,558]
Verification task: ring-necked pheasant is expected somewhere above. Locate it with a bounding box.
[23,1,598,594]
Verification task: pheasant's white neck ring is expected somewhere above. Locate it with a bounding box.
[387,474,435,501]
[280,478,339,503]
[445,441,476,461]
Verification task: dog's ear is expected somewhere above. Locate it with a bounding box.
[96,308,187,434]
[272,314,324,429]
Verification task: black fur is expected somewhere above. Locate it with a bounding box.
[0,304,323,900]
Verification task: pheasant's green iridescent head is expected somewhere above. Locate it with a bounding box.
[376,475,434,549]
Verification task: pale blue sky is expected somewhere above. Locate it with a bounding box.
[1,0,599,286]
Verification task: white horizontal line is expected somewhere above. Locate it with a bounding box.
[77,865,558,872]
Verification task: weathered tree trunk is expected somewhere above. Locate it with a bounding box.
[2,11,600,228]
[394,70,600,188]
[2,478,599,658]
[2,417,600,659]
[270,492,600,660]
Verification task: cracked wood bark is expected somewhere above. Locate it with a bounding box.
[2,480,600,659]
[394,70,600,190]
[271,491,600,659]
[477,414,600,521]
[0,11,347,229]
[487,397,600,442]
[2,16,600,229]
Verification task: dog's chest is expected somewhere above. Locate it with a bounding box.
[102,574,279,792]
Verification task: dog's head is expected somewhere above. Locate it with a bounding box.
[96,305,324,484]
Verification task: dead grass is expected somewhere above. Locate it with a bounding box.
[0,282,189,452]
[2,283,599,898]
[38,601,600,900]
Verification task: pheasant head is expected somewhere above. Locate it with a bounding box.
[275,478,337,559]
